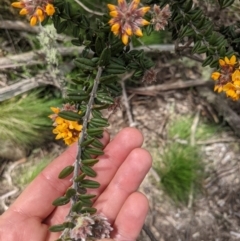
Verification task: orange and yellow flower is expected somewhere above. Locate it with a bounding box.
[211,55,240,101]
[219,55,237,67]
[108,0,150,45]
[49,105,82,146]
[11,0,55,26]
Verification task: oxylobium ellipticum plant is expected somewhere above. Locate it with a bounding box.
[10,0,240,240]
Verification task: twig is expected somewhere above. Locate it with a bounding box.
[0,20,39,33]
[73,0,103,16]
[0,16,17,54]
[0,21,71,42]
[0,74,58,101]
[188,108,200,209]
[0,46,83,69]
[143,224,158,241]
[121,72,137,127]
[190,108,200,147]
[230,231,240,238]
[196,137,239,145]
[127,79,210,95]
[0,158,26,211]
[133,44,175,52]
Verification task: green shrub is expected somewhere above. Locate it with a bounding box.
[155,143,203,204]
[0,90,61,148]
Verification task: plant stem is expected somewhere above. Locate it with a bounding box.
[60,67,103,239]
[72,67,103,204]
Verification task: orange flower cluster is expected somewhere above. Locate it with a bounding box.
[11,0,55,26]
[211,55,240,101]
[49,105,82,146]
[108,0,150,45]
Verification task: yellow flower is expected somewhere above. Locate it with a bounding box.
[211,55,239,99]
[223,83,239,101]
[52,117,82,145]
[30,16,38,26]
[11,1,24,8]
[211,71,221,81]
[19,8,28,15]
[219,55,237,67]
[45,3,55,16]
[11,0,55,26]
[214,85,223,93]
[232,69,240,84]
[108,0,150,45]
[49,105,82,145]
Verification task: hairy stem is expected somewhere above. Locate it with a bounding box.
[60,67,103,239]
[73,67,103,203]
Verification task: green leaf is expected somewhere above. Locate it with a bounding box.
[202,56,213,67]
[81,151,92,160]
[91,109,103,118]
[85,147,104,156]
[80,198,92,207]
[52,196,70,206]
[90,117,109,127]
[96,94,114,105]
[82,158,99,166]
[87,127,104,137]
[49,224,66,232]
[81,179,100,188]
[79,194,96,200]
[99,47,111,66]
[74,173,86,182]
[221,0,234,8]
[196,46,208,54]
[58,165,74,179]
[81,165,97,177]
[72,201,83,212]
[65,188,77,198]
[64,222,75,229]
[56,21,68,34]
[74,60,95,71]
[91,138,104,149]
[192,41,201,54]
[191,9,202,21]
[80,207,97,214]
[95,37,105,56]
[52,15,61,30]
[75,57,96,67]
[58,111,83,121]
[81,137,95,147]
[184,0,193,12]
[71,39,83,46]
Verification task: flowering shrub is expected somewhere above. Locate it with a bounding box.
[10,0,239,240]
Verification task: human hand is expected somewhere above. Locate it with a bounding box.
[0,127,152,241]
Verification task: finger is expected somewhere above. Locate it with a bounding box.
[111,192,149,241]
[4,132,110,221]
[94,148,152,223]
[44,127,144,226]
[83,127,144,196]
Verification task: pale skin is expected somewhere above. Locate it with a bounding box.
[0,127,152,241]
